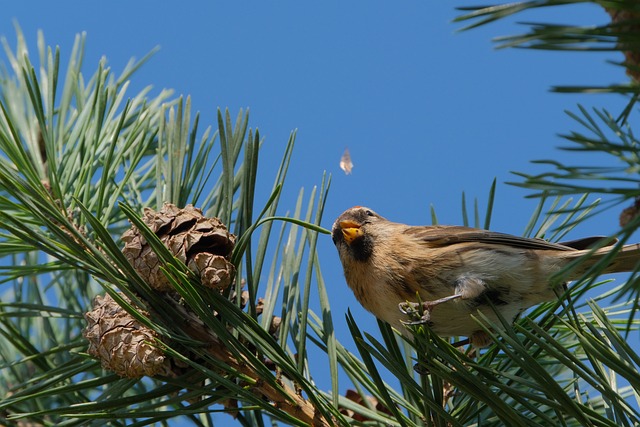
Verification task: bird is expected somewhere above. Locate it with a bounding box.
[331,206,640,347]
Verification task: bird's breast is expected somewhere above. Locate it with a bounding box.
[341,243,562,337]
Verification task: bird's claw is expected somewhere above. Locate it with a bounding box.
[398,301,419,316]
[402,318,433,326]
[399,294,463,325]
[398,301,432,325]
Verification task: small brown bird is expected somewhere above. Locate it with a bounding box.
[332,206,640,347]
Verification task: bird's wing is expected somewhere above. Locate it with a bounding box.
[404,225,583,251]
[557,236,616,250]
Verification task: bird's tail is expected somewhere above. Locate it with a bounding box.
[563,243,640,279]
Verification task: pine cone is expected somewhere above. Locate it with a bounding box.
[339,389,393,422]
[83,293,171,378]
[620,196,640,227]
[605,8,640,82]
[255,297,281,338]
[121,203,236,292]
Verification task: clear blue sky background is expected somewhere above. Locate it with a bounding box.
[1,2,633,425]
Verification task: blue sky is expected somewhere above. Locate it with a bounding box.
[1,2,633,425]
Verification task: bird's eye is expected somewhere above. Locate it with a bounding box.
[365,210,374,217]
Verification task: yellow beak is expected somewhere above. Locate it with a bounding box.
[339,220,363,244]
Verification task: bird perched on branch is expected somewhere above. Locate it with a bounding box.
[332,206,640,347]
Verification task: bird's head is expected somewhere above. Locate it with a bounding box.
[331,206,386,262]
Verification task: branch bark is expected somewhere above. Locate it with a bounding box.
[171,300,334,427]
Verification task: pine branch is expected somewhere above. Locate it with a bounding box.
[456,0,640,91]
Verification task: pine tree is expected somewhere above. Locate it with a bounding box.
[2,3,640,425]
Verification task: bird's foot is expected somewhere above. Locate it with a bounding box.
[399,294,462,325]
[452,331,493,349]
[469,330,493,348]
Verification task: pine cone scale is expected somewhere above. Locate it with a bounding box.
[122,203,236,291]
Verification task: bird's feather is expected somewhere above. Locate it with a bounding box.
[404,225,579,251]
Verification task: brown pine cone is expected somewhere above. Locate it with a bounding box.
[121,203,236,292]
[620,196,640,227]
[339,389,393,422]
[83,293,171,378]
[605,7,640,82]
